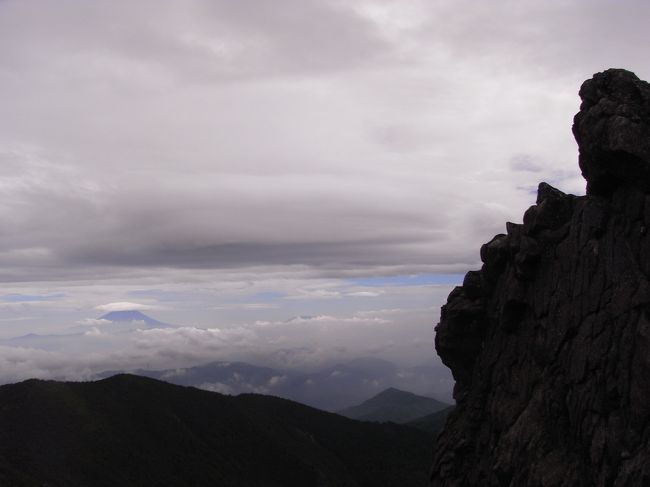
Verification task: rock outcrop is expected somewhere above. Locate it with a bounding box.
[431,69,650,486]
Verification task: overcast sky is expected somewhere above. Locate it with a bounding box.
[1,0,649,382]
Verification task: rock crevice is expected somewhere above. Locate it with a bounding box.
[431,69,650,486]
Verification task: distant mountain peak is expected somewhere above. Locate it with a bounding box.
[376,387,413,397]
[366,388,428,405]
[98,310,168,327]
[339,387,450,424]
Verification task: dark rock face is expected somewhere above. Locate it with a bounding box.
[431,69,650,486]
[573,69,650,195]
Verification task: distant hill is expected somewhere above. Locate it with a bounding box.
[0,375,434,487]
[97,357,453,411]
[406,406,454,434]
[338,387,451,423]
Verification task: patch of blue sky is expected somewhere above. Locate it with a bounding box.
[349,273,463,287]
[0,293,65,302]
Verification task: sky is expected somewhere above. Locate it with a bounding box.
[1,0,649,383]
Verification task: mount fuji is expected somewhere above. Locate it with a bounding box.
[1,309,174,352]
[99,310,170,328]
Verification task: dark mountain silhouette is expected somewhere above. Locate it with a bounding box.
[338,387,450,424]
[0,374,434,487]
[431,69,650,485]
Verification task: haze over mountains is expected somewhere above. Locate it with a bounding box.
[0,304,454,392]
[99,354,452,411]
[0,309,452,411]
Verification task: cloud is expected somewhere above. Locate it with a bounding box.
[1,0,650,371]
[83,327,104,337]
[280,314,390,325]
[0,293,64,303]
[2,0,632,290]
[95,302,160,312]
[346,291,383,297]
[198,382,234,394]
[0,0,389,84]
[285,289,342,300]
[76,318,111,326]
[196,373,288,396]
[509,154,544,173]
[0,301,449,384]
[212,303,280,311]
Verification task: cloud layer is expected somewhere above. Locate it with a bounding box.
[0,304,446,384]
[1,0,650,373]
[4,0,639,286]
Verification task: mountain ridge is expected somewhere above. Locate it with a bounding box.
[0,374,434,487]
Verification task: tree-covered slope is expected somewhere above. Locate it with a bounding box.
[0,375,433,487]
[406,406,454,434]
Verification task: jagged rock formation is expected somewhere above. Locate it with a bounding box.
[574,69,650,196]
[431,69,650,486]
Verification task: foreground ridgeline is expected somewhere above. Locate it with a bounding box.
[432,68,650,485]
[0,375,433,487]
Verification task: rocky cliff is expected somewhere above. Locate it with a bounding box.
[431,69,650,486]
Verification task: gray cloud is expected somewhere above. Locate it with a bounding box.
[1,0,649,362]
[0,0,388,84]
[415,0,650,78]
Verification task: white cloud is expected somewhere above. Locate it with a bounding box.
[198,382,233,394]
[268,375,287,386]
[212,303,280,310]
[285,289,342,300]
[95,302,160,312]
[280,314,390,325]
[346,291,383,297]
[76,318,111,326]
[83,327,104,337]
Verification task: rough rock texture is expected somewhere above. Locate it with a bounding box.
[431,69,650,486]
[574,69,650,195]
